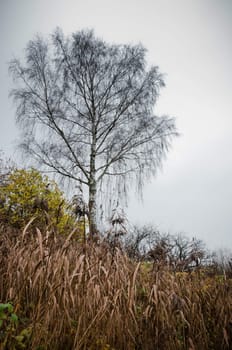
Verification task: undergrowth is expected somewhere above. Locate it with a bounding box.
[0,224,231,349]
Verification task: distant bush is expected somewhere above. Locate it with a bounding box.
[121,225,208,271]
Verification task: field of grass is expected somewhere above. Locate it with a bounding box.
[0,224,231,350]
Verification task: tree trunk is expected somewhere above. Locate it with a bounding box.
[89,124,97,238]
[88,178,97,237]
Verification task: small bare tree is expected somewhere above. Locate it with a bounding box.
[10,29,177,236]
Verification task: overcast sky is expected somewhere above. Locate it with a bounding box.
[0,0,231,250]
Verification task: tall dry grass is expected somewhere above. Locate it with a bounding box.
[0,223,231,349]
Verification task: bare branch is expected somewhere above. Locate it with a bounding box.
[10,28,178,235]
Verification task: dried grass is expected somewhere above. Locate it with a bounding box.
[0,224,231,349]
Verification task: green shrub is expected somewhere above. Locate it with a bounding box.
[0,302,31,349]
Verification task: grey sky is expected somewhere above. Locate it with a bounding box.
[0,0,231,250]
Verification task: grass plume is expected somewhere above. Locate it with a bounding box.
[0,224,231,349]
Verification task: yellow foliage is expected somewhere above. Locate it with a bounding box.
[0,168,82,235]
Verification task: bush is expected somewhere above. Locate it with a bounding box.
[0,168,76,233]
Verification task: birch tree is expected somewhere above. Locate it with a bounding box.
[10,29,177,236]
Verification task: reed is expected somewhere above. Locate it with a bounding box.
[0,224,231,349]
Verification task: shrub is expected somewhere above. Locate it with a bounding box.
[0,168,76,233]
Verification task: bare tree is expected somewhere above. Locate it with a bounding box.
[129,226,207,270]
[122,224,160,260]
[9,29,177,236]
[170,234,206,271]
